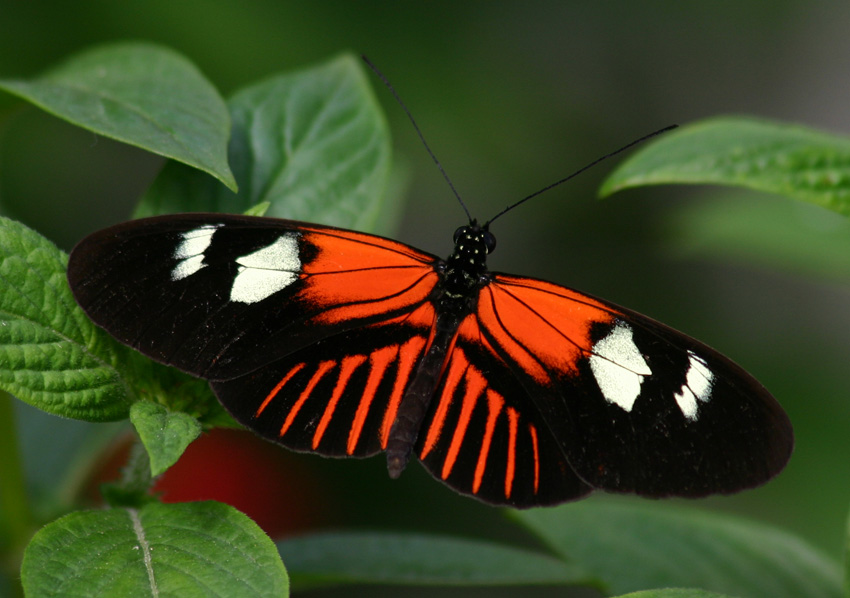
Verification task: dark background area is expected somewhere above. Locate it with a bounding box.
[2,0,848,573]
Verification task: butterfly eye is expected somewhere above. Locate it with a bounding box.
[453,226,468,244]
[483,230,496,254]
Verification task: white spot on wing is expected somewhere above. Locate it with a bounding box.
[674,352,714,420]
[589,322,652,412]
[230,233,301,304]
[171,224,221,280]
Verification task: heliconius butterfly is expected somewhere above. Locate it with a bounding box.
[66,67,792,509]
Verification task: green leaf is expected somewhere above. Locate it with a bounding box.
[663,194,850,283]
[278,532,594,590]
[135,53,393,233]
[0,41,236,190]
[614,590,736,598]
[512,499,842,598]
[601,117,850,217]
[244,201,271,217]
[22,502,288,597]
[130,401,201,477]
[0,216,133,420]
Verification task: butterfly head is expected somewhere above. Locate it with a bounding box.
[453,222,496,255]
[443,221,495,296]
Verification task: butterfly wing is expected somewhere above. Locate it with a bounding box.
[210,303,437,459]
[471,273,793,498]
[414,313,593,506]
[67,214,441,380]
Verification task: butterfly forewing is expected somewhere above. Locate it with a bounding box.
[67,214,439,380]
[564,312,792,496]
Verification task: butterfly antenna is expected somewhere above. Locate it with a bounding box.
[362,55,473,223]
[485,124,678,227]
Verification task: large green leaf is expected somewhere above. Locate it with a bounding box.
[0,217,132,420]
[22,502,288,597]
[0,41,235,190]
[136,53,393,233]
[278,532,594,590]
[601,117,850,217]
[512,500,841,598]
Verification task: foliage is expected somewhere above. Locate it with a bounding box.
[0,43,846,597]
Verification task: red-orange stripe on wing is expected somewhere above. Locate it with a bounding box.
[347,350,393,455]
[473,389,505,494]
[441,365,486,480]
[280,360,335,437]
[257,362,306,417]
[528,423,540,494]
[379,336,427,449]
[420,350,468,460]
[505,407,519,499]
[313,354,367,449]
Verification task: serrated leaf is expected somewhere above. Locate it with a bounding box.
[615,590,736,598]
[0,217,133,420]
[512,500,841,598]
[601,117,850,217]
[130,401,201,476]
[0,41,235,190]
[135,53,393,234]
[22,501,288,597]
[278,532,593,590]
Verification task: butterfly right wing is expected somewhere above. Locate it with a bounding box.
[210,304,437,458]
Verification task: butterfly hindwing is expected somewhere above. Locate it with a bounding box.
[211,304,436,459]
[415,313,592,506]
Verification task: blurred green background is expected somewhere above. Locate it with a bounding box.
[1,0,848,579]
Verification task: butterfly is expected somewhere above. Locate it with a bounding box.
[67,207,793,508]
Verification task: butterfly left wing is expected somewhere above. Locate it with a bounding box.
[471,273,793,498]
[67,214,441,381]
